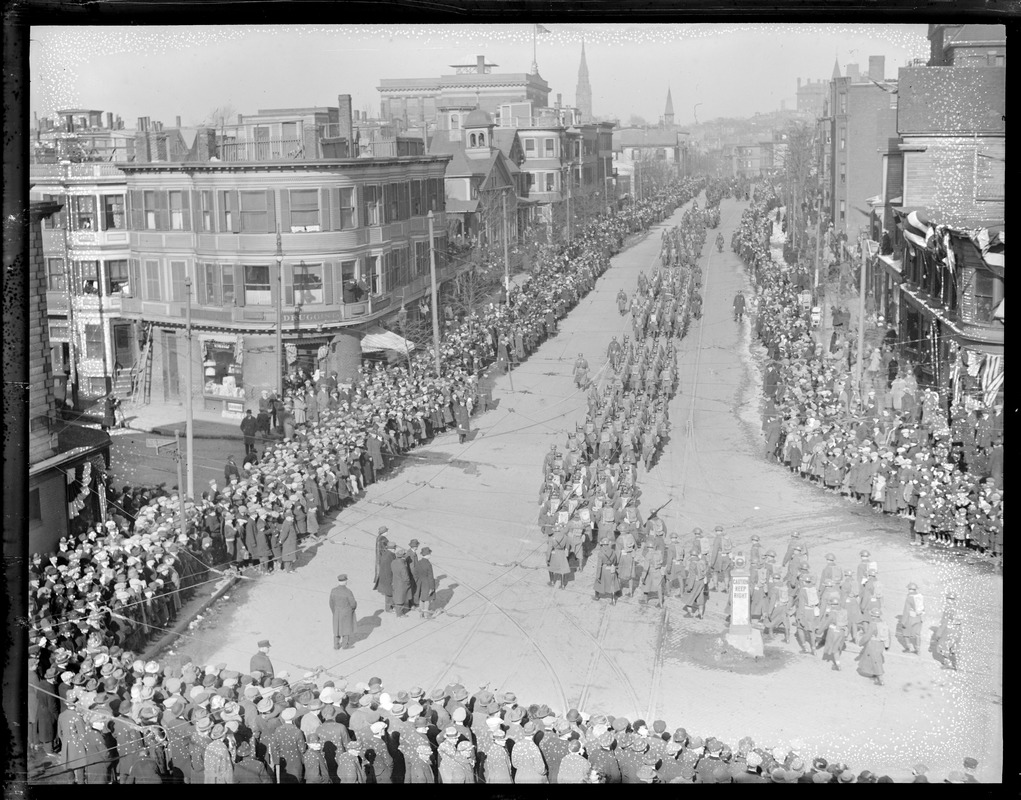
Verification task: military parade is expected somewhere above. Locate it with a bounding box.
[16,22,1002,786]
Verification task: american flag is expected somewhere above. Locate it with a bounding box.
[981,353,1003,407]
[536,24,551,34]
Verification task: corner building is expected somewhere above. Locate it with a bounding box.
[118,133,451,415]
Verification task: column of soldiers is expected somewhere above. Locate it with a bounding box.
[538,200,709,605]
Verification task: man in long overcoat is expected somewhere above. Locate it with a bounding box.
[374,540,395,613]
[413,547,437,618]
[391,549,413,617]
[330,574,358,650]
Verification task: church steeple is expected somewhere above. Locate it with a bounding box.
[663,86,674,127]
[575,39,592,122]
[832,56,841,79]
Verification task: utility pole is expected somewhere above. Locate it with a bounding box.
[564,166,572,243]
[183,276,194,500]
[275,229,284,399]
[174,430,185,541]
[502,190,511,297]
[854,235,868,410]
[427,211,442,375]
[814,194,823,294]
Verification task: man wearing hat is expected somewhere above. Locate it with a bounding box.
[329,574,358,650]
[479,724,513,783]
[539,718,573,782]
[335,739,366,783]
[895,582,924,655]
[56,690,89,784]
[910,763,929,783]
[414,547,437,618]
[962,756,980,783]
[588,731,623,783]
[82,711,116,784]
[373,533,395,613]
[250,640,274,680]
[557,738,591,783]
[267,707,306,783]
[391,548,413,617]
[364,720,394,783]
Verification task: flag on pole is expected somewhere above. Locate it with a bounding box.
[536,24,551,34]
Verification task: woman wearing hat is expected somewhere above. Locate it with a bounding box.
[855,608,891,685]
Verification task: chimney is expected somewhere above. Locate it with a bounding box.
[556,93,562,108]
[338,94,354,157]
[846,63,860,82]
[797,77,802,89]
[194,127,218,161]
[134,130,151,161]
[477,55,486,73]
[105,112,114,129]
[175,115,182,128]
[869,55,885,83]
[237,114,243,125]
[116,115,123,129]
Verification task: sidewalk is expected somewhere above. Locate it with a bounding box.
[118,400,245,439]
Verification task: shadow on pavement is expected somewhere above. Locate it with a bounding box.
[353,610,383,644]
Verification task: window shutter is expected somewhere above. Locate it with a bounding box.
[280,189,291,231]
[229,191,241,233]
[323,261,334,305]
[218,192,227,232]
[180,191,192,231]
[191,191,202,232]
[330,187,342,230]
[129,259,141,296]
[320,187,332,231]
[156,191,170,230]
[265,189,276,233]
[129,190,144,230]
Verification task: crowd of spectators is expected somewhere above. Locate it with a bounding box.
[732,190,1003,560]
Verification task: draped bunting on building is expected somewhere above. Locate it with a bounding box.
[951,346,1004,409]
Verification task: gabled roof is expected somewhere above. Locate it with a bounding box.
[428,134,518,180]
[897,67,1005,135]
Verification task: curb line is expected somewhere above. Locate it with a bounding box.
[142,573,240,661]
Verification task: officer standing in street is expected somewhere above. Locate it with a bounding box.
[249,640,274,679]
[329,574,358,650]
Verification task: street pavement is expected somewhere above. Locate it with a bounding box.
[170,196,1002,782]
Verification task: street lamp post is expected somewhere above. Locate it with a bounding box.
[183,275,194,500]
[501,189,511,298]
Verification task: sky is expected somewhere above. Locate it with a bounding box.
[29,24,930,129]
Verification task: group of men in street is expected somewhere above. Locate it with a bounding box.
[372,528,437,620]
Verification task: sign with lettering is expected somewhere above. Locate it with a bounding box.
[730,571,750,627]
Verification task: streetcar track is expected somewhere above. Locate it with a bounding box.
[647,603,670,723]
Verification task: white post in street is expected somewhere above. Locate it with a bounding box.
[275,230,284,399]
[427,211,442,376]
[502,190,511,296]
[183,275,194,500]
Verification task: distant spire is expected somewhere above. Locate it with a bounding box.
[663,86,675,127]
[832,55,841,80]
[576,38,593,121]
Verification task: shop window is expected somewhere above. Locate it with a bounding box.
[289,189,320,231]
[202,339,244,398]
[47,258,65,291]
[972,269,1003,323]
[106,260,129,294]
[243,264,272,305]
[285,263,324,305]
[74,196,96,230]
[101,195,125,230]
[84,323,104,359]
[79,261,99,294]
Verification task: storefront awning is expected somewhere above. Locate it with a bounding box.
[360,327,416,354]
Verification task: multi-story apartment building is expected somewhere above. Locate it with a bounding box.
[25,200,112,553]
[928,23,1006,67]
[796,77,828,120]
[888,63,1005,393]
[113,104,452,416]
[820,57,899,238]
[378,55,551,128]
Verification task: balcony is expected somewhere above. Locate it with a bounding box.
[219,138,305,162]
